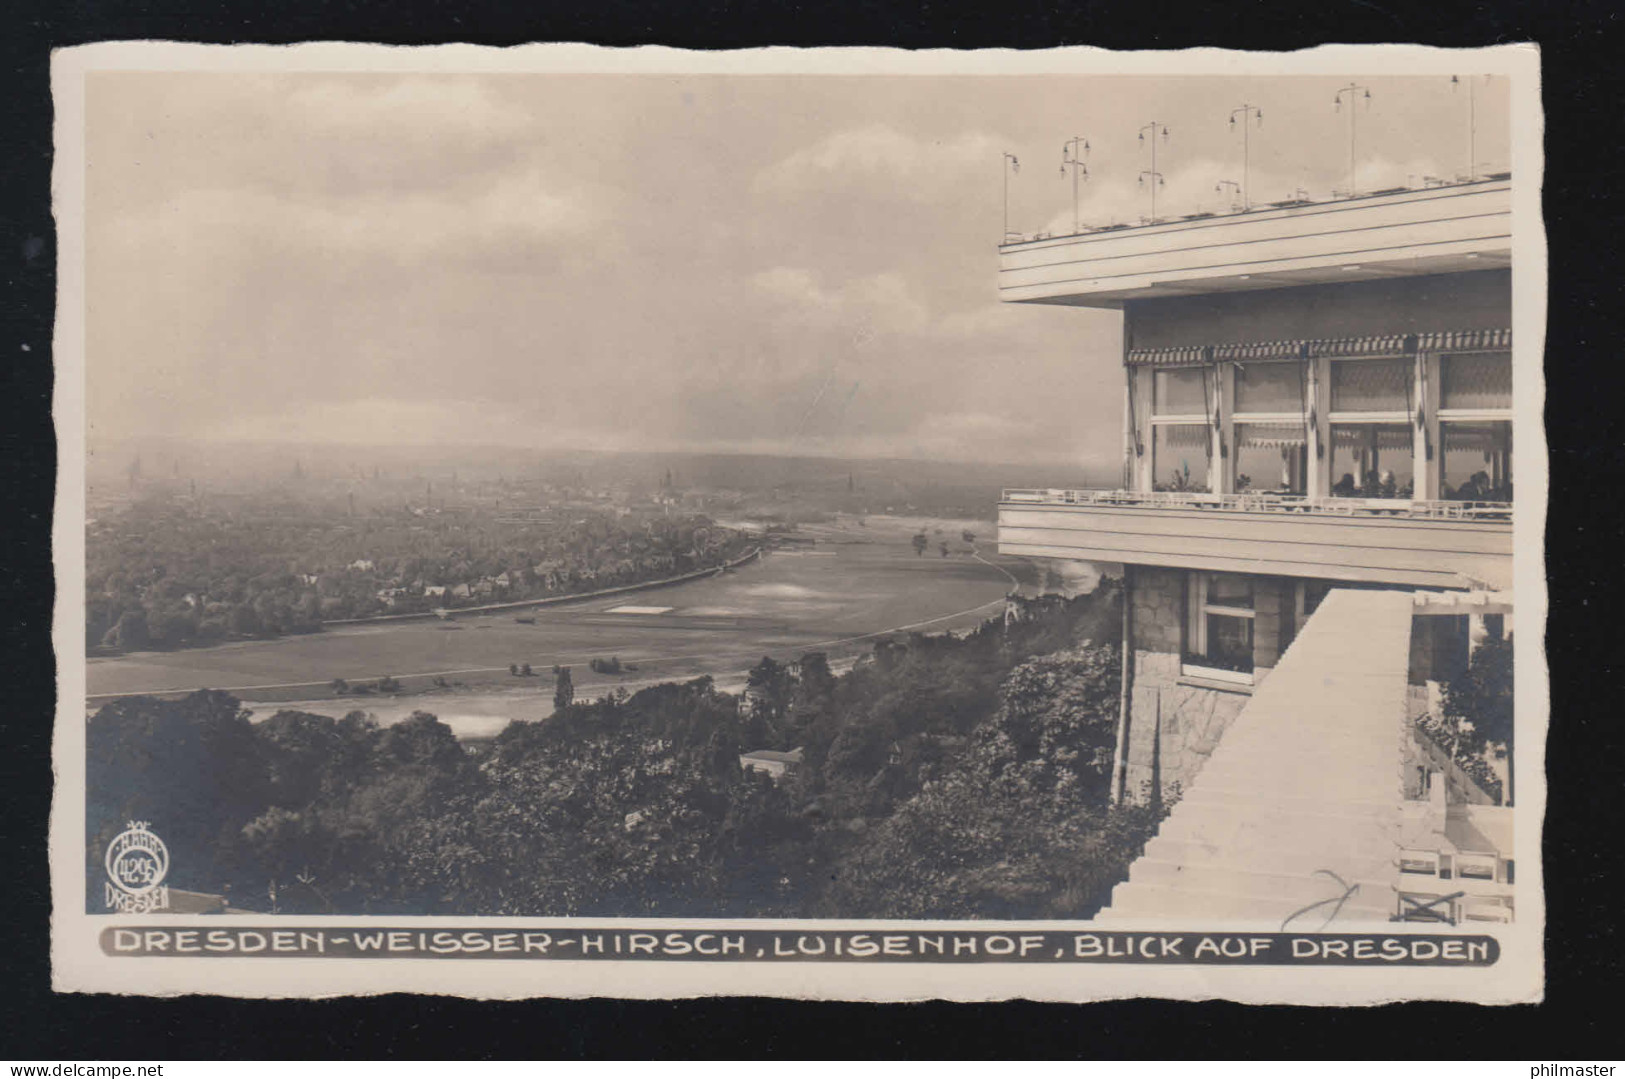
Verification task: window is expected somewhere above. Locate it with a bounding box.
[1152,424,1210,491]
[1151,367,1211,491]
[1185,572,1255,681]
[1234,361,1304,414]
[1153,368,1207,415]
[1330,358,1410,413]
[1440,352,1512,412]
[1327,357,1416,499]
[1232,362,1308,495]
[1439,351,1512,502]
[1330,423,1414,498]
[1442,421,1512,501]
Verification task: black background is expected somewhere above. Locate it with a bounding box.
[2,0,1621,1060]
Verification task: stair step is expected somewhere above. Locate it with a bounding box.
[1099,881,1396,924]
[1157,799,1402,833]
[1127,858,1396,904]
[1204,733,1401,752]
[1143,835,1400,872]
[1183,769,1402,794]
[1177,788,1403,815]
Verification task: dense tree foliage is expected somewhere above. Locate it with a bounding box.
[1440,635,1515,804]
[85,582,1162,918]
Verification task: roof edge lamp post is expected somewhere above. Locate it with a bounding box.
[1333,83,1372,198]
[1137,121,1169,223]
[1003,152,1021,243]
[1451,74,1487,182]
[1227,103,1262,210]
[1215,179,1243,213]
[1061,136,1090,235]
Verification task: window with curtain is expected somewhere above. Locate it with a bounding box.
[1153,367,1207,415]
[1439,351,1512,502]
[1185,572,1255,680]
[1330,358,1410,413]
[1235,423,1308,493]
[1152,423,1210,491]
[1328,358,1416,499]
[1232,361,1308,494]
[1233,361,1304,414]
[1440,352,1512,411]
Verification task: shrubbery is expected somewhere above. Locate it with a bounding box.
[86,582,1162,918]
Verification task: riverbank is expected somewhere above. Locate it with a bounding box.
[237,656,875,741]
[88,519,1035,704]
[320,546,763,627]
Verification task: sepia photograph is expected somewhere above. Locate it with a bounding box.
[49,42,1546,1003]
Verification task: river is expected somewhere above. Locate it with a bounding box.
[87,517,1026,737]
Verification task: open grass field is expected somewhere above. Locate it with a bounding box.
[87,518,1032,723]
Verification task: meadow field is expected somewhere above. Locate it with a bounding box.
[87,518,1032,729]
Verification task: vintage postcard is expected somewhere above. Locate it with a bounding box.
[50,41,1546,1002]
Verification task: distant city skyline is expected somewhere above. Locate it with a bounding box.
[86,71,1509,470]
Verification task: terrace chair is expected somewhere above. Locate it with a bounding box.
[1394,890,1464,924]
[1457,894,1514,923]
[1398,848,1443,877]
[1451,850,1502,884]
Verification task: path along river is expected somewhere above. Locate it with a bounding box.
[87,519,1027,738]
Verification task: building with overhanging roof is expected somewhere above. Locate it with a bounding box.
[995,177,1517,924]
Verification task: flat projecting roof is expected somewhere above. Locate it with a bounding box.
[998,177,1511,308]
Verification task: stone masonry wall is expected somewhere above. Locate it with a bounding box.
[1120,566,1250,805]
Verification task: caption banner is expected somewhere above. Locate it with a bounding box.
[101,927,1499,965]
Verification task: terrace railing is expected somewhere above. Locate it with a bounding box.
[1000,488,1513,522]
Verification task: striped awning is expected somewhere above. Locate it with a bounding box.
[1237,423,1307,450]
[1419,328,1512,352]
[1212,340,1305,362]
[1128,329,1512,368]
[1307,333,1412,359]
[1126,345,1208,367]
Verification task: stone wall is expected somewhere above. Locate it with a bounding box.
[1120,566,1249,804]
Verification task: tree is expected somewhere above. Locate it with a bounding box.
[553,666,574,713]
[102,609,150,651]
[745,656,795,721]
[819,641,1145,920]
[1442,635,1514,803]
[86,690,269,897]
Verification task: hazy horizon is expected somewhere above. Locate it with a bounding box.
[88,431,1116,473]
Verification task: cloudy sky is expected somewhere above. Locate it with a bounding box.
[85,70,1509,468]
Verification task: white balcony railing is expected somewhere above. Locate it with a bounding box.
[1000,488,1512,522]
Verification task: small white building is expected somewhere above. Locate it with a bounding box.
[739,747,804,782]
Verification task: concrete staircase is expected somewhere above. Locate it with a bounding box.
[1098,588,1416,925]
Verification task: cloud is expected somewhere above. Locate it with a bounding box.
[754,124,1000,196]
[283,78,535,145]
[749,265,934,334]
[110,165,598,267]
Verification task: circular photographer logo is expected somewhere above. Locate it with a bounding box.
[104,820,170,914]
